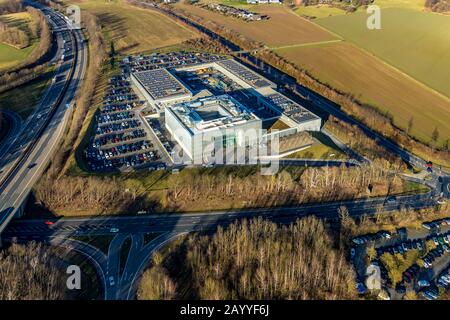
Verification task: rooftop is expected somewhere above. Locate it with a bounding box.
[167,95,260,135]
[132,68,191,101]
[264,92,320,124]
[217,59,274,89]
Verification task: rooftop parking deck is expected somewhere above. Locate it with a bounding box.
[124,52,226,73]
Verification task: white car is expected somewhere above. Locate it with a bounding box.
[108,276,115,286]
[418,280,430,288]
[110,228,119,233]
[386,197,396,204]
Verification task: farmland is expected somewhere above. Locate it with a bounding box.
[77,0,198,54]
[170,2,449,145]
[276,41,450,145]
[294,0,425,18]
[173,1,336,47]
[316,8,450,99]
[0,12,38,71]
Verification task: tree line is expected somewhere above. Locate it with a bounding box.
[32,163,407,215]
[138,217,357,300]
[0,242,66,300]
[162,2,450,165]
[425,0,450,12]
[0,6,52,93]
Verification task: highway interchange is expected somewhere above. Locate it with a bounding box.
[0,1,448,300]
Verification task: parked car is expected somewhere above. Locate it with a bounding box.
[418,280,430,288]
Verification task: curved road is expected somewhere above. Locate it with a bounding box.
[1,1,448,300]
[3,185,446,299]
[0,110,22,157]
[0,4,87,237]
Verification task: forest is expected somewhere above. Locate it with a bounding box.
[425,0,450,12]
[32,163,409,215]
[0,242,66,300]
[138,217,357,300]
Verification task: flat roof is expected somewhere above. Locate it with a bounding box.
[264,92,320,124]
[217,59,274,89]
[167,95,260,135]
[133,68,191,101]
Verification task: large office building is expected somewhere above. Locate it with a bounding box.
[131,56,321,162]
[165,95,262,163]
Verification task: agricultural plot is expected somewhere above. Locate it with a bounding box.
[276,42,450,145]
[78,0,198,54]
[294,4,349,19]
[316,8,450,99]
[174,2,337,47]
[0,12,38,71]
[294,0,425,18]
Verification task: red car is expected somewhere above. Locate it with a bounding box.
[44,220,55,226]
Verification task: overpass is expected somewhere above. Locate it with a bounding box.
[0,3,87,246]
[1,188,444,299]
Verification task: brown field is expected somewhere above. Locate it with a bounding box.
[174,2,336,47]
[276,42,450,145]
[77,0,198,54]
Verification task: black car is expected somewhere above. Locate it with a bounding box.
[396,283,406,294]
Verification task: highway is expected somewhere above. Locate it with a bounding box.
[2,185,445,299]
[0,110,23,158]
[0,1,448,300]
[0,4,87,237]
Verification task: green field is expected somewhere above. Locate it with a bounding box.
[0,12,38,71]
[316,8,450,99]
[294,4,350,18]
[286,132,347,160]
[276,7,450,145]
[294,0,425,18]
[374,0,425,10]
[0,67,54,118]
[77,0,198,54]
[276,41,450,145]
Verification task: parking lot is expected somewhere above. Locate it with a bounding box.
[352,217,450,299]
[85,74,164,172]
[122,51,225,74]
[145,117,176,164]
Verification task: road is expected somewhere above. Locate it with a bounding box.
[1,1,448,300]
[2,185,444,299]
[0,110,23,157]
[0,4,87,237]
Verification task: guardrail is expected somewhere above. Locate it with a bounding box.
[0,15,79,195]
